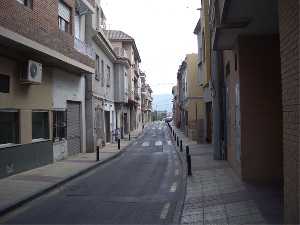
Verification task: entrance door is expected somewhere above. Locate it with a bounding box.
[124,113,128,134]
[95,107,103,143]
[105,111,111,143]
[206,102,212,143]
[235,82,241,161]
[67,101,81,156]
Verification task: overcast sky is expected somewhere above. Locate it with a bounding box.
[101,0,200,95]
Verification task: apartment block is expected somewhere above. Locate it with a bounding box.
[176,54,205,142]
[140,72,153,125]
[208,0,300,223]
[0,0,95,178]
[194,0,213,143]
[104,30,142,133]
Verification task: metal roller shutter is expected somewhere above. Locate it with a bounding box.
[67,101,81,156]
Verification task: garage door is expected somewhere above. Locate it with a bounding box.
[67,101,81,156]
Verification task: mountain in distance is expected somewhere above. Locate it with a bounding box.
[152,94,173,112]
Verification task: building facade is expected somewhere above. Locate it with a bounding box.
[104,30,142,133]
[85,1,124,151]
[176,54,205,142]
[194,1,213,143]
[206,0,300,223]
[141,73,153,125]
[0,0,95,178]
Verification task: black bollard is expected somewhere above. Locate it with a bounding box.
[129,133,131,141]
[177,137,179,146]
[186,145,190,157]
[118,139,121,150]
[96,146,100,161]
[180,140,183,152]
[187,154,192,176]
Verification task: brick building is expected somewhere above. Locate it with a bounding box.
[0,0,95,178]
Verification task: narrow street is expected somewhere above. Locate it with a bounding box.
[1,122,184,224]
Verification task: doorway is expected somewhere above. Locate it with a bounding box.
[104,111,111,143]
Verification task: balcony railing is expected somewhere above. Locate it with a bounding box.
[74,37,95,59]
[135,92,140,100]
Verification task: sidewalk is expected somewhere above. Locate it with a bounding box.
[0,134,139,217]
[170,125,283,225]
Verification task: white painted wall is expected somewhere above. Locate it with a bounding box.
[52,68,86,160]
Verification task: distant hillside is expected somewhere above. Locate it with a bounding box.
[152,94,173,112]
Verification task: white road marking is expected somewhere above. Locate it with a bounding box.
[175,169,179,176]
[142,142,150,147]
[170,182,177,192]
[155,141,162,146]
[160,202,170,220]
[167,140,172,145]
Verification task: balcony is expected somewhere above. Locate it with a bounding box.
[114,47,129,59]
[74,37,95,59]
[134,92,140,101]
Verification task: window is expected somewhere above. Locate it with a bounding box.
[96,7,100,30]
[16,0,33,8]
[58,1,71,33]
[74,11,81,39]
[53,111,67,141]
[106,66,111,87]
[124,72,128,95]
[0,110,19,145]
[95,55,100,81]
[0,74,9,93]
[32,111,49,140]
[101,60,104,86]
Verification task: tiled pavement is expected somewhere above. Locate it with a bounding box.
[171,127,283,225]
[0,129,141,217]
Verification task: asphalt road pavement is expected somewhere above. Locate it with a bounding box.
[1,122,184,224]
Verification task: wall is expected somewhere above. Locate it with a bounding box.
[0,140,53,179]
[223,50,241,175]
[185,54,205,141]
[114,64,128,103]
[89,38,115,102]
[0,56,52,145]
[186,99,205,142]
[238,35,283,183]
[0,0,94,68]
[0,56,52,110]
[52,68,86,156]
[278,0,300,223]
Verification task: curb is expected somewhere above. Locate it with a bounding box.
[168,124,188,225]
[0,138,137,218]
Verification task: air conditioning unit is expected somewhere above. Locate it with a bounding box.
[20,60,42,84]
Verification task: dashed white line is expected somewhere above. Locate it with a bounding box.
[142,142,150,147]
[170,182,177,192]
[155,141,162,146]
[160,202,170,220]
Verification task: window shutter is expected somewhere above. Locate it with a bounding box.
[58,1,71,22]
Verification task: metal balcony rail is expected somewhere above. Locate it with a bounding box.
[74,37,95,59]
